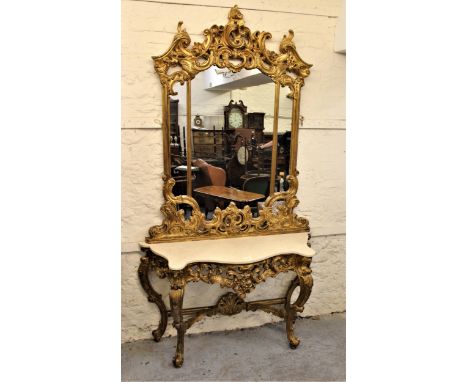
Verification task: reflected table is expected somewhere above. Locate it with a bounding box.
[194,185,265,208]
[240,173,270,182]
[174,165,200,174]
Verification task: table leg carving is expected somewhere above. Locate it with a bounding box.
[138,252,313,366]
[138,253,168,342]
[169,273,186,368]
[285,257,313,349]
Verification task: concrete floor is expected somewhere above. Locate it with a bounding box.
[122,314,345,381]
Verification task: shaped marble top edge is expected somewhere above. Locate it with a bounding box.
[139,232,315,270]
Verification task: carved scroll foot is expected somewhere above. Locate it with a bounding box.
[288,332,300,349]
[138,252,168,342]
[286,309,300,349]
[173,353,184,368]
[169,277,186,368]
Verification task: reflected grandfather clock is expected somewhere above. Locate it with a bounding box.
[223,100,265,151]
[224,100,248,160]
[224,100,247,130]
[224,100,265,187]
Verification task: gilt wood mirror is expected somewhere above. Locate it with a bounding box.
[146,5,312,243]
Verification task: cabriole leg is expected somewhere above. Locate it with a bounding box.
[285,277,300,348]
[285,256,313,349]
[169,277,186,368]
[138,252,168,342]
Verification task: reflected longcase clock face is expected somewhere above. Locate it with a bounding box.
[228,108,243,129]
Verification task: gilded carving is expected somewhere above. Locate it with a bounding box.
[216,292,245,316]
[147,174,309,242]
[139,5,315,368]
[148,6,312,243]
[152,5,311,96]
[140,249,313,366]
[137,255,168,342]
[146,249,311,298]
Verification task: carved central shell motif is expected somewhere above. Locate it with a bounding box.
[216,292,245,315]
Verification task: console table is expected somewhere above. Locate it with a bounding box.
[139,232,315,367]
[142,4,316,369]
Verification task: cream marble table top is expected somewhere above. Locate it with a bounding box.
[140,232,315,270]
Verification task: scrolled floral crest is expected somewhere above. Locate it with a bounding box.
[152,5,312,94]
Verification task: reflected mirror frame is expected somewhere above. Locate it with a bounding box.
[146,5,312,243]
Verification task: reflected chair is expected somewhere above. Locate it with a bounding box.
[242,175,269,216]
[242,175,269,196]
[192,158,226,187]
[204,165,226,187]
[192,158,227,216]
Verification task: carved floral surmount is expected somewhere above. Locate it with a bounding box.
[152,5,312,97]
[148,6,312,243]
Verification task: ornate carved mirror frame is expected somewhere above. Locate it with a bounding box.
[147,5,312,243]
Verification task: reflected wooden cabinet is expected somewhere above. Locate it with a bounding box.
[247,112,265,131]
[192,128,224,162]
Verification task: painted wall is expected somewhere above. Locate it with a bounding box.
[232,83,293,133]
[171,76,292,154]
[122,0,345,342]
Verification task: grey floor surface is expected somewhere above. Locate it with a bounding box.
[122,314,345,381]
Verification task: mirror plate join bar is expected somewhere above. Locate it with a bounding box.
[147,6,312,243]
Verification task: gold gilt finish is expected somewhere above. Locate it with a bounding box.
[147,174,309,243]
[152,5,311,98]
[148,5,312,243]
[139,249,313,367]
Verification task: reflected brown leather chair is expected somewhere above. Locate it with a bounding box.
[192,159,226,187]
[192,159,227,215]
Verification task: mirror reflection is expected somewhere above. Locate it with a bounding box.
[169,67,293,219]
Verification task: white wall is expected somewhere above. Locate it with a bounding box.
[122,0,345,343]
[232,83,292,132]
[173,77,292,135]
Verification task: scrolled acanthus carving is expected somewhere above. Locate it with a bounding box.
[146,174,309,243]
[152,5,312,96]
[146,251,312,298]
